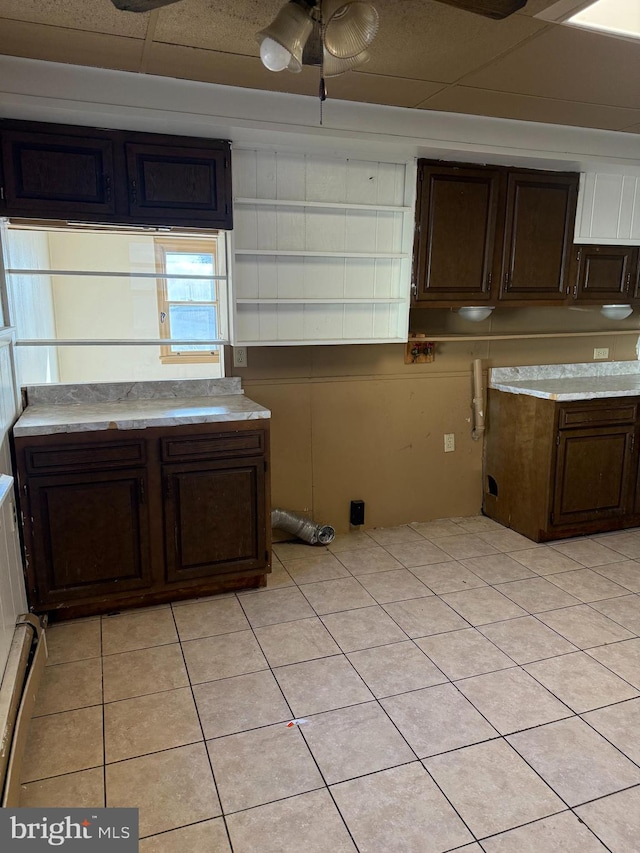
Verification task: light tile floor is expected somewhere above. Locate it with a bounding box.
[19,516,640,852]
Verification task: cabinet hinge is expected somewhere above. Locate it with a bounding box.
[138,478,146,504]
[631,434,636,453]
[625,272,631,291]
[504,271,511,287]
[550,511,555,524]
[22,481,29,499]
[487,272,493,286]
[573,284,578,298]
[0,186,4,201]
[556,433,560,446]
[577,249,582,261]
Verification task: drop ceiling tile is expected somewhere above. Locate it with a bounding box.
[326,73,445,109]
[0,0,149,37]
[462,24,640,109]
[418,85,640,130]
[0,19,145,72]
[144,42,320,96]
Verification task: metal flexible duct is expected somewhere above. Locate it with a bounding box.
[271,508,335,545]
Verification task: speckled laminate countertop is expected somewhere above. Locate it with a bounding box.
[13,378,270,437]
[490,361,640,401]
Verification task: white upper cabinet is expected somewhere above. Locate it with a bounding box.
[575,172,640,245]
[231,149,416,346]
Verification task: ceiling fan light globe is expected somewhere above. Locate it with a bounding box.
[259,37,293,72]
[323,0,379,59]
[322,47,370,76]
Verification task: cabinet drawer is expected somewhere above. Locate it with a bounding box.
[24,440,146,474]
[558,403,638,430]
[161,430,265,462]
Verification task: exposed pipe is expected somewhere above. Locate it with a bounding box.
[472,358,486,441]
[271,508,335,545]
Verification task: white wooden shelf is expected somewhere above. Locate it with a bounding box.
[236,298,405,305]
[235,249,408,259]
[234,197,410,213]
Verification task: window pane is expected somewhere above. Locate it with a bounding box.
[166,252,216,301]
[169,304,218,352]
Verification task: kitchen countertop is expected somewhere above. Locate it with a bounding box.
[13,378,270,436]
[489,361,640,401]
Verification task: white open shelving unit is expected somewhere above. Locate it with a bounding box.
[231,150,416,346]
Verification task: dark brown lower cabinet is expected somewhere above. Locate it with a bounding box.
[483,391,640,542]
[13,420,270,619]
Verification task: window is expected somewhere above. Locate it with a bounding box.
[155,237,222,364]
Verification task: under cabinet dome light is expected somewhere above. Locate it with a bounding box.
[600,304,633,320]
[458,306,495,322]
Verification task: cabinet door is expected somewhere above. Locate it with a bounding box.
[413,163,501,302]
[27,468,151,608]
[124,142,232,228]
[573,245,637,302]
[163,457,267,583]
[500,171,578,301]
[0,129,116,217]
[552,426,635,527]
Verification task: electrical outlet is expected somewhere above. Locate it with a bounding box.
[444,433,455,453]
[233,346,248,368]
[593,347,609,360]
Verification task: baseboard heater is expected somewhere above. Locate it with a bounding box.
[0,614,46,806]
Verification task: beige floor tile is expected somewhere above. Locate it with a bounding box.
[226,789,357,853]
[193,670,291,739]
[381,683,497,757]
[239,587,315,627]
[509,547,585,576]
[327,531,375,553]
[410,561,487,594]
[321,606,408,652]
[424,739,563,838]
[19,767,105,808]
[548,568,631,603]
[274,655,373,717]
[101,608,178,656]
[595,531,640,559]
[537,605,634,649]
[461,553,536,584]
[21,706,104,783]
[336,546,405,575]
[383,540,453,569]
[103,644,188,703]
[300,577,375,615]
[331,762,473,853]
[366,525,424,545]
[139,819,231,853]
[45,620,101,666]
[171,592,236,607]
[582,698,640,764]
[182,630,268,684]
[254,617,341,667]
[104,687,202,763]
[261,562,296,589]
[495,578,581,613]
[549,539,627,568]
[592,560,640,593]
[347,640,446,698]
[33,658,102,717]
[576,786,640,853]
[480,811,609,852]
[356,569,433,603]
[455,516,504,532]
[586,638,640,688]
[208,723,323,813]
[172,597,249,641]
[590,594,640,633]
[508,717,640,806]
[272,540,328,562]
[524,651,639,713]
[456,668,572,734]
[441,587,527,626]
[416,628,514,680]
[410,519,464,539]
[106,742,220,839]
[301,702,415,784]
[284,553,351,584]
[431,534,500,560]
[479,616,577,664]
[477,529,539,552]
[383,597,468,638]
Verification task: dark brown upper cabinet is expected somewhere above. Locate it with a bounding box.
[498,170,578,303]
[0,119,232,229]
[412,160,579,307]
[413,162,501,303]
[571,245,638,302]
